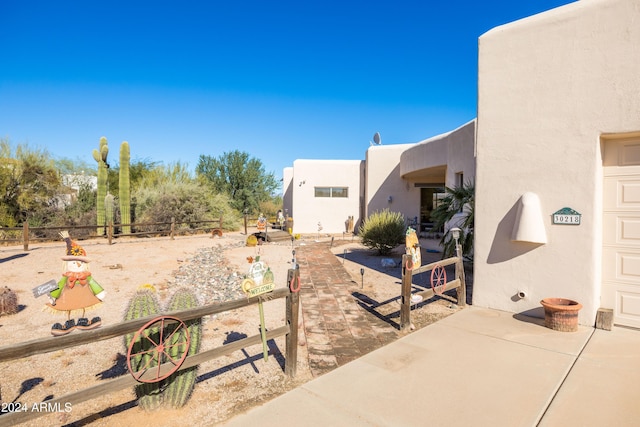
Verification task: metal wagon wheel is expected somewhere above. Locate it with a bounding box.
[430,264,447,296]
[126,315,191,383]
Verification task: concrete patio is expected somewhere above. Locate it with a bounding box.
[222,306,640,426]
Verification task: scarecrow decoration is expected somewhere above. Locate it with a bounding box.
[256,213,267,233]
[405,227,421,270]
[46,231,106,336]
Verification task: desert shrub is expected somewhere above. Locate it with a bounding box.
[359,209,405,255]
[134,182,240,232]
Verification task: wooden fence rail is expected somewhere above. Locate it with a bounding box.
[400,248,467,330]
[0,217,224,251]
[0,269,300,427]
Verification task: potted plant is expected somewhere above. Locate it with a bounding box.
[540,298,583,332]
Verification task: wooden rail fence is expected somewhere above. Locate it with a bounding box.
[400,251,467,330]
[0,268,300,427]
[0,217,224,251]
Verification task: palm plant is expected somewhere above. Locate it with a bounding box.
[430,182,474,260]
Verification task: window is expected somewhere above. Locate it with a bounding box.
[314,187,348,198]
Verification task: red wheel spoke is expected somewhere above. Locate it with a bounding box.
[143,331,159,347]
[431,265,447,295]
[160,349,181,365]
[129,347,157,359]
[163,324,181,343]
[158,318,165,346]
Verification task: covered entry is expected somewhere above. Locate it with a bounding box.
[416,184,444,236]
[602,135,640,328]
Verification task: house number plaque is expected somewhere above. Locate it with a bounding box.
[553,207,581,225]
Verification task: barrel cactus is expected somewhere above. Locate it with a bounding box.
[246,234,258,247]
[0,286,18,317]
[123,290,163,411]
[163,289,201,408]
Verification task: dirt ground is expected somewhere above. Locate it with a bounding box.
[0,231,463,426]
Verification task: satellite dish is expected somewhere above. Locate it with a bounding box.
[373,132,381,145]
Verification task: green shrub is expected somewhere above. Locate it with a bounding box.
[359,209,405,255]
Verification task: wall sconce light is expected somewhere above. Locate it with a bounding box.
[388,196,393,203]
[299,180,306,187]
[511,192,547,244]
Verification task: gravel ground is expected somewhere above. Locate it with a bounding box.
[0,232,466,426]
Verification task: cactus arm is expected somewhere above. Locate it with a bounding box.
[163,289,201,408]
[123,290,163,411]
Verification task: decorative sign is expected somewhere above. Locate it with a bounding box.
[241,258,275,297]
[553,207,581,225]
[242,279,275,297]
[32,279,58,298]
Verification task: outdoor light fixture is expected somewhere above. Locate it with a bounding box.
[451,227,461,258]
[511,192,547,244]
[360,268,365,289]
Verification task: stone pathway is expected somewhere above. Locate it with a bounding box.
[295,242,400,377]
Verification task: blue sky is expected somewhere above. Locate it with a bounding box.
[1,1,576,184]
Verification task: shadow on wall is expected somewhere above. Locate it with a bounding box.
[368,164,416,217]
[487,198,545,264]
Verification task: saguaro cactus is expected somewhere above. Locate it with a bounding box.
[119,141,131,234]
[123,290,163,411]
[163,289,202,408]
[92,137,109,236]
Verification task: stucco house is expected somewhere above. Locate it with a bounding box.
[282,119,476,236]
[474,0,640,329]
[284,0,640,329]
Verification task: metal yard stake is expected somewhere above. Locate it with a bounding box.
[258,298,268,361]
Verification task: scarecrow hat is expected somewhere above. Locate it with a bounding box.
[59,231,91,263]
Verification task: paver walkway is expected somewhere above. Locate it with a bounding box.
[294,241,400,377]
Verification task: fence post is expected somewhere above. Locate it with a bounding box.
[22,223,29,251]
[285,268,299,377]
[170,217,175,240]
[400,254,412,331]
[455,243,467,307]
[243,211,248,235]
[107,222,113,245]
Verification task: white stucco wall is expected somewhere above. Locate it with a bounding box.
[366,144,419,222]
[445,120,476,187]
[474,0,640,325]
[289,159,364,234]
[282,167,293,218]
[400,119,476,187]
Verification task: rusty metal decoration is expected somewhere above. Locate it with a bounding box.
[127,315,191,383]
[430,264,447,296]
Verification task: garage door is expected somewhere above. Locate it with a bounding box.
[603,137,640,328]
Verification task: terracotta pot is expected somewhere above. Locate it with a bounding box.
[540,298,582,332]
